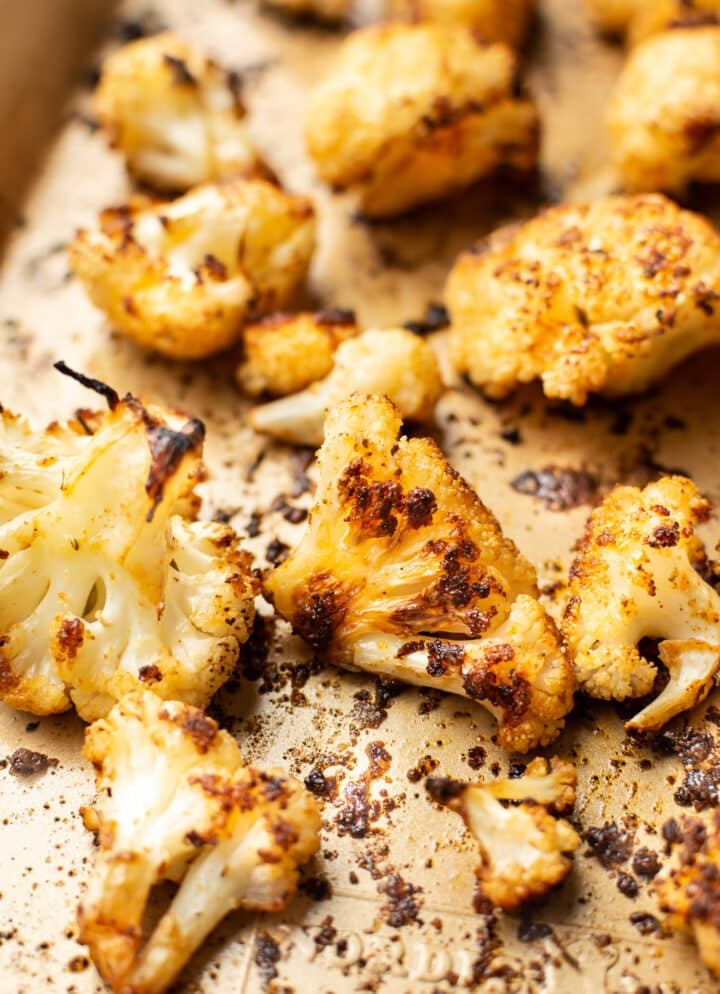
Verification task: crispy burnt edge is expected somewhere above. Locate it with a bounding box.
[657,812,720,931]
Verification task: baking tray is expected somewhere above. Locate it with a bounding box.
[1,0,720,991]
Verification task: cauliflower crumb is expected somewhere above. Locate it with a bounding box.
[248,328,444,446]
[562,475,720,732]
[587,0,720,44]
[305,23,539,217]
[79,690,321,994]
[426,757,580,911]
[388,0,535,46]
[69,178,316,360]
[265,393,574,751]
[446,194,720,405]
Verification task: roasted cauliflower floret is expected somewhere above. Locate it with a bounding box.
[94,33,267,192]
[305,24,539,218]
[263,0,351,22]
[586,0,720,44]
[69,178,316,360]
[236,309,359,398]
[79,691,320,994]
[265,393,574,751]
[426,757,580,911]
[0,366,257,721]
[248,328,444,446]
[388,0,534,46]
[446,194,720,405]
[608,27,720,194]
[562,476,720,733]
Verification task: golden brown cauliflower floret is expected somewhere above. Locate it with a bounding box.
[426,757,580,911]
[94,32,268,192]
[586,0,720,44]
[608,27,720,194]
[236,308,359,397]
[79,691,321,994]
[446,194,720,405]
[305,23,539,218]
[265,393,574,752]
[562,476,720,733]
[69,178,316,360]
[388,0,535,47]
[263,0,351,22]
[0,364,258,721]
[248,328,444,446]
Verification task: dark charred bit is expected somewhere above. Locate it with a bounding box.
[616,873,639,899]
[425,777,465,806]
[163,53,197,86]
[517,919,553,943]
[471,915,502,983]
[426,640,466,677]
[367,741,391,780]
[316,307,356,327]
[53,617,84,662]
[291,576,348,650]
[299,874,332,901]
[584,821,635,868]
[467,746,487,770]
[312,915,337,949]
[237,614,274,683]
[629,912,661,936]
[406,755,438,783]
[378,873,422,928]
[304,766,333,799]
[185,829,210,848]
[511,465,598,511]
[53,362,119,410]
[9,747,58,777]
[339,460,405,537]
[265,537,290,566]
[138,664,162,684]
[463,668,531,728]
[163,707,218,753]
[288,448,315,498]
[336,779,376,838]
[141,414,206,522]
[405,487,437,529]
[500,427,522,445]
[253,931,281,990]
[632,847,661,879]
[403,302,449,336]
[647,521,680,549]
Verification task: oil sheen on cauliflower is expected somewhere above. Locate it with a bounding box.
[79,690,321,994]
[608,27,720,194]
[387,0,535,46]
[248,328,444,446]
[305,23,539,218]
[265,393,574,752]
[236,308,359,398]
[69,178,316,360]
[562,476,720,733]
[94,32,267,192]
[586,0,720,44]
[0,366,257,721]
[426,757,579,911]
[446,194,720,405]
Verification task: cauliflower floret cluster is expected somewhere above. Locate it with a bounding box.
[94,32,267,192]
[305,23,539,218]
[562,475,720,733]
[69,178,316,360]
[266,393,574,751]
[263,0,351,22]
[446,194,720,405]
[607,27,720,194]
[79,690,321,994]
[388,0,535,46]
[236,309,359,398]
[586,0,720,44]
[248,328,444,446]
[426,757,580,911]
[0,366,257,721]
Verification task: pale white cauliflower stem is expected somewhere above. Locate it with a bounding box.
[426,757,580,911]
[446,194,720,405]
[79,691,321,994]
[388,0,535,46]
[248,328,444,446]
[94,32,267,191]
[69,178,316,360]
[0,368,257,720]
[562,475,720,733]
[266,393,575,752]
[587,0,720,44]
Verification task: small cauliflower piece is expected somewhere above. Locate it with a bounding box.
[426,757,580,911]
[236,308,359,397]
[387,0,535,47]
[265,393,574,751]
[248,328,444,446]
[586,0,720,44]
[562,476,720,732]
[79,691,320,994]
[263,0,351,22]
[305,23,539,218]
[69,178,316,360]
[446,194,720,405]
[0,366,257,721]
[94,33,267,192]
[608,27,720,194]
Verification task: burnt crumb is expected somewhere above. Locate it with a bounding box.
[629,911,661,936]
[377,872,422,927]
[115,13,164,41]
[403,302,449,335]
[500,427,522,445]
[336,780,375,838]
[471,915,502,983]
[54,362,119,410]
[254,931,281,989]
[304,767,333,798]
[246,510,262,537]
[511,465,598,511]
[418,688,443,714]
[616,873,639,899]
[426,640,466,677]
[212,506,239,524]
[245,448,266,482]
[517,919,553,943]
[632,847,661,879]
[237,614,274,683]
[313,916,337,949]
[375,678,404,709]
[652,727,714,763]
[466,746,487,770]
[662,817,682,852]
[546,401,587,424]
[265,538,290,566]
[674,767,720,810]
[425,777,465,806]
[367,741,391,779]
[9,748,58,777]
[299,875,332,901]
[584,821,635,867]
[288,448,315,498]
[407,755,438,783]
[350,689,387,732]
[648,521,680,548]
[269,495,309,525]
[24,722,39,733]
[508,761,527,779]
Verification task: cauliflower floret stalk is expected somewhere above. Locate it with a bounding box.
[562,476,720,733]
[426,757,580,911]
[79,691,321,994]
[265,394,575,751]
[248,328,444,446]
[0,362,258,720]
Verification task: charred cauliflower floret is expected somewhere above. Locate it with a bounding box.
[79,691,320,994]
[263,0,351,22]
[69,178,316,360]
[265,393,574,751]
[0,366,257,721]
[446,194,720,405]
[387,0,534,46]
[248,328,444,446]
[94,33,267,192]
[426,757,580,911]
[236,308,359,398]
[608,27,720,194]
[587,0,720,44]
[562,476,720,733]
[305,23,539,218]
